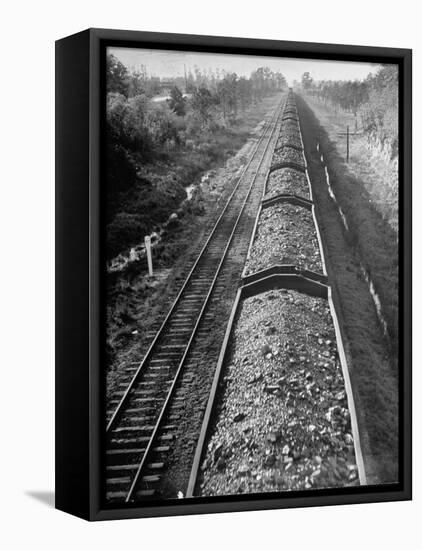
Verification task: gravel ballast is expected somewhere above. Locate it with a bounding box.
[198,289,359,496]
[265,168,310,199]
[244,203,323,275]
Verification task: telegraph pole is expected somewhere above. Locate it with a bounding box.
[346,125,350,163]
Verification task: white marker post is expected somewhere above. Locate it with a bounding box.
[144,235,153,276]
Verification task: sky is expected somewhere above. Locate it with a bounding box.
[109,46,381,85]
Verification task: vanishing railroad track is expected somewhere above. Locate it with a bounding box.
[105,97,285,504]
[186,91,366,496]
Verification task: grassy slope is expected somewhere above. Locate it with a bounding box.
[296,94,398,485]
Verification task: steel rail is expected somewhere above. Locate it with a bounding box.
[187,95,299,496]
[106,101,283,433]
[123,100,284,502]
[186,92,366,496]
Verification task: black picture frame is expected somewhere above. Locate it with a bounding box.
[55,27,412,521]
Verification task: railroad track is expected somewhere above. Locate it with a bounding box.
[105,96,285,504]
[186,90,366,497]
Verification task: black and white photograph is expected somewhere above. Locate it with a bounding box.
[103,45,401,505]
[2,0,420,542]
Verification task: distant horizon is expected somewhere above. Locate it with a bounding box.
[109,46,382,85]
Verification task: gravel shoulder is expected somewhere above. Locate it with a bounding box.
[199,289,359,496]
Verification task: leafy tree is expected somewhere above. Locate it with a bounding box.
[361,65,398,153]
[147,104,181,149]
[301,72,313,90]
[306,65,398,158]
[190,86,215,127]
[275,71,287,90]
[168,86,186,116]
[217,73,238,120]
[237,77,253,112]
[126,70,145,98]
[107,92,150,152]
[106,54,130,96]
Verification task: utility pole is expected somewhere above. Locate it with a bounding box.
[346,125,350,163]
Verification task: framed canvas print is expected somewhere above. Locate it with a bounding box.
[55,28,412,521]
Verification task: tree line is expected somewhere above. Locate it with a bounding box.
[301,65,398,157]
[105,54,286,258]
[106,54,287,194]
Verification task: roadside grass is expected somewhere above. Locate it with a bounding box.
[297,94,399,485]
